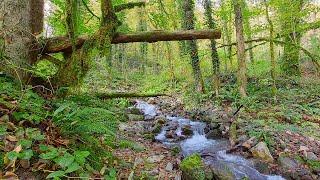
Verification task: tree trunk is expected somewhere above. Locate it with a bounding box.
[221,0,233,70]
[137,6,148,73]
[243,1,254,63]
[280,0,304,76]
[0,0,43,83]
[182,0,205,93]
[264,0,277,98]
[203,0,220,95]
[233,0,247,97]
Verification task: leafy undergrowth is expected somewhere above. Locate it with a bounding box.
[0,76,131,179]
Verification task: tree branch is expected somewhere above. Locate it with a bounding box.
[219,37,320,73]
[114,2,146,12]
[81,0,100,20]
[42,29,221,54]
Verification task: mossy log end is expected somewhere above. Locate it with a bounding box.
[96,92,168,99]
[42,29,221,54]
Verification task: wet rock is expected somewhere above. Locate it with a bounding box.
[181,125,193,136]
[253,160,270,174]
[208,162,235,180]
[250,142,274,162]
[127,114,144,121]
[180,154,205,180]
[165,162,173,172]
[165,130,176,139]
[151,123,163,134]
[155,115,166,124]
[126,107,143,115]
[147,155,165,163]
[206,129,221,139]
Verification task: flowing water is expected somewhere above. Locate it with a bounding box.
[135,101,285,180]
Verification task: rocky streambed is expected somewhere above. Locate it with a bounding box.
[133,100,285,180]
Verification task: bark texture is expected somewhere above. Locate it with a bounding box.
[204,0,220,95]
[0,0,43,82]
[182,0,205,93]
[42,30,221,54]
[233,0,247,97]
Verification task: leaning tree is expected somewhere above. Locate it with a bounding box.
[0,0,221,90]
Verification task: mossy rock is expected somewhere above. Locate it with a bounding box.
[127,114,144,121]
[180,154,205,180]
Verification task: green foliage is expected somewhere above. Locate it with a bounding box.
[0,77,48,124]
[180,153,205,180]
[33,60,58,78]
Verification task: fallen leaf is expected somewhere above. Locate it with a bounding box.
[2,171,18,180]
[13,145,22,153]
[6,135,17,142]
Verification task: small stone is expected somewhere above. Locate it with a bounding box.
[305,152,318,161]
[205,129,221,139]
[147,155,165,163]
[237,135,249,144]
[278,154,299,170]
[250,142,274,162]
[242,136,258,149]
[133,157,144,167]
[147,98,156,104]
[165,162,173,172]
[165,130,176,139]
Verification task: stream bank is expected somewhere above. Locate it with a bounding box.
[116,96,319,180]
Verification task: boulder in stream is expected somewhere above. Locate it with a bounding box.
[180,154,205,180]
[181,125,193,136]
[250,142,274,162]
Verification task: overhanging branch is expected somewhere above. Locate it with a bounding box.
[114,2,146,12]
[42,29,221,54]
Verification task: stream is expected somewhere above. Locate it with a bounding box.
[135,100,285,180]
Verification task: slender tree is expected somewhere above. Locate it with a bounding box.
[203,0,220,95]
[220,0,233,70]
[243,1,254,63]
[233,0,247,97]
[264,0,277,98]
[182,0,205,93]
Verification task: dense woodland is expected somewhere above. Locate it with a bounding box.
[0,0,320,179]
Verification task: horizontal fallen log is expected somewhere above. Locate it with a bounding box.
[42,29,221,54]
[96,92,168,99]
[114,2,146,12]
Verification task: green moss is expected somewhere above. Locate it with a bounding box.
[307,160,320,172]
[180,154,205,180]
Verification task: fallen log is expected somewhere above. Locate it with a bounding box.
[96,92,168,99]
[42,29,221,54]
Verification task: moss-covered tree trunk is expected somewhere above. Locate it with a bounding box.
[203,0,220,95]
[182,0,205,93]
[0,0,43,83]
[233,0,247,97]
[279,0,304,76]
